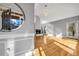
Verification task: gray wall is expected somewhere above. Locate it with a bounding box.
[46,16,79,37]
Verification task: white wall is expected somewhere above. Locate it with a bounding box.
[78,20,79,37]
[35,16,41,29]
[0,3,35,56]
[0,16,2,30]
[46,16,79,37]
[45,23,54,34]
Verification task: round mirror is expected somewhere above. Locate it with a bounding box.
[0,3,25,32]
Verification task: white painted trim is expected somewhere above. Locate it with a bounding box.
[0,33,35,39]
[2,41,7,56]
[15,37,33,41]
[35,34,43,36]
[66,22,69,37]
[15,49,33,56]
[0,33,35,56]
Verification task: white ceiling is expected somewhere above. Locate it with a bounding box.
[35,3,79,24]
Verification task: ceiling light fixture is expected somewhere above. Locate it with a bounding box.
[43,4,48,16]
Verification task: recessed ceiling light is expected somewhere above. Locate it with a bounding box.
[44,4,47,7]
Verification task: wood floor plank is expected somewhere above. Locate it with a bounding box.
[33,35,79,56]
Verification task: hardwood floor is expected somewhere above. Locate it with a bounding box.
[33,35,79,56]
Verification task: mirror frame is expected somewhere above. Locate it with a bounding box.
[1,3,25,32]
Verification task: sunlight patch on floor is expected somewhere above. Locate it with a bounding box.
[32,47,46,56]
[32,48,40,56]
[54,41,78,55]
[43,36,47,44]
